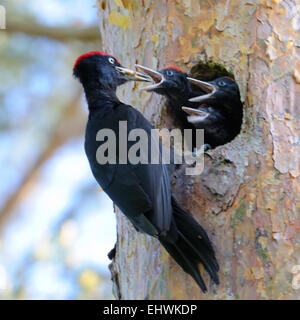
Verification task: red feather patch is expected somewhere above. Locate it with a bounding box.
[223,76,235,81]
[163,65,185,74]
[73,51,120,70]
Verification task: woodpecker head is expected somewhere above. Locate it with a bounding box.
[73,51,150,91]
[182,77,242,124]
[135,64,194,97]
[187,77,240,106]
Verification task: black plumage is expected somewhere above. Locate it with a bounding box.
[136,65,243,149]
[136,65,202,150]
[184,76,243,148]
[73,51,219,292]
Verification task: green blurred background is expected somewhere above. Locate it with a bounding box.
[0,0,116,299]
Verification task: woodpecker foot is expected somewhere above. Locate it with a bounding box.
[192,144,211,157]
[203,144,212,152]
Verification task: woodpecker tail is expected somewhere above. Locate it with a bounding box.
[160,197,219,292]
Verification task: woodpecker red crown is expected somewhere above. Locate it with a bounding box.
[222,76,235,81]
[73,51,120,70]
[163,65,185,74]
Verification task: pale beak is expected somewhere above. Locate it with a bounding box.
[182,106,209,116]
[116,66,151,82]
[187,77,217,102]
[135,64,165,91]
[182,106,210,123]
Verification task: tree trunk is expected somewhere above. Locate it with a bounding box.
[98,0,300,299]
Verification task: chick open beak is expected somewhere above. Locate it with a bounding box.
[182,106,210,123]
[135,64,165,91]
[182,106,209,116]
[115,66,151,82]
[187,77,217,103]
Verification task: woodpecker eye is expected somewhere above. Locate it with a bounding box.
[108,57,115,64]
[166,70,174,77]
[218,80,226,87]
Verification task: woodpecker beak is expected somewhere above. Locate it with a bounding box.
[115,66,151,82]
[182,106,210,123]
[187,78,217,103]
[182,106,207,116]
[135,65,165,91]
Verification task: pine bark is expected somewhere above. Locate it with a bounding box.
[98,0,300,299]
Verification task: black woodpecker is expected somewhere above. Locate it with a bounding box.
[136,65,203,142]
[73,51,219,292]
[183,76,243,148]
[136,65,243,149]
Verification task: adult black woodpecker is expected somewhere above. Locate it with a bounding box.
[136,65,243,149]
[182,76,243,148]
[73,51,219,292]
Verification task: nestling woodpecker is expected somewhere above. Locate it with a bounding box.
[136,65,202,138]
[73,52,219,292]
[136,65,243,149]
[183,76,243,148]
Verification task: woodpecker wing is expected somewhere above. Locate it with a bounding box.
[85,102,176,240]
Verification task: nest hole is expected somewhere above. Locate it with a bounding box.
[161,60,243,150]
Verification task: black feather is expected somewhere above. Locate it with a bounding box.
[74,52,219,292]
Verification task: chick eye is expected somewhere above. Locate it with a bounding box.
[108,57,115,64]
[218,80,226,87]
[166,70,174,77]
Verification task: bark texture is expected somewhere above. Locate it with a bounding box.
[98,0,300,299]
